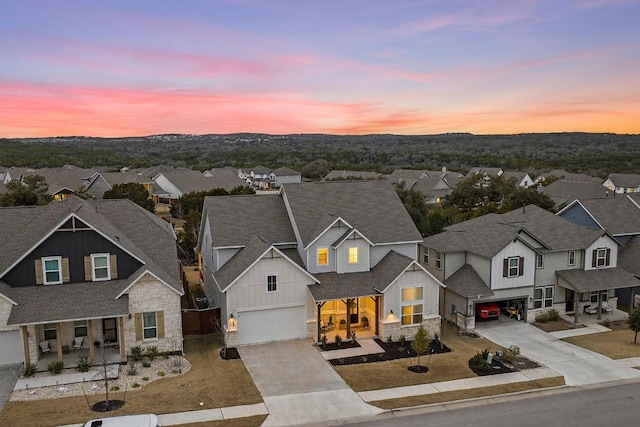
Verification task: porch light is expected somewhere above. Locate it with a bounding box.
[228,313,236,328]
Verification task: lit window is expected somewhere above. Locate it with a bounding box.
[143,312,157,340]
[348,247,358,264]
[568,251,576,266]
[43,257,62,285]
[401,287,424,326]
[91,254,110,281]
[534,286,553,308]
[267,274,277,292]
[536,254,544,269]
[74,320,88,337]
[317,248,328,266]
[44,323,57,340]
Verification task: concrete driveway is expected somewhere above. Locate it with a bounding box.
[238,339,382,426]
[475,320,640,386]
[0,364,22,412]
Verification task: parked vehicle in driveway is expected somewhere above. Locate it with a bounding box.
[476,303,500,320]
[83,414,158,427]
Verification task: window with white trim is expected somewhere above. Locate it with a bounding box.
[595,248,608,267]
[74,320,88,337]
[348,247,358,264]
[44,323,57,340]
[590,290,608,304]
[91,253,110,281]
[536,254,544,269]
[143,312,157,340]
[42,257,63,285]
[317,248,328,266]
[401,286,424,326]
[266,274,277,292]
[508,257,520,277]
[568,251,576,266]
[423,249,429,265]
[534,286,553,309]
[435,251,442,270]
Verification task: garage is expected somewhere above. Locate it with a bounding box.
[237,305,307,345]
[0,330,23,365]
[475,297,528,322]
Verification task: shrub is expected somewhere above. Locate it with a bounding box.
[536,309,561,323]
[320,334,328,348]
[47,361,64,375]
[24,363,38,377]
[132,382,140,388]
[142,361,151,368]
[397,334,406,352]
[508,345,520,356]
[334,334,342,347]
[127,362,138,376]
[142,376,149,381]
[386,335,394,346]
[157,371,165,377]
[76,355,91,373]
[130,346,144,362]
[145,346,159,361]
[110,386,120,392]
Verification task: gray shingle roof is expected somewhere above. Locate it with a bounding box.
[619,236,640,276]
[213,236,272,290]
[540,176,608,207]
[202,194,296,247]
[575,196,640,235]
[323,170,383,181]
[443,264,494,298]
[158,169,237,194]
[271,167,300,176]
[605,173,640,188]
[282,181,422,248]
[309,251,414,301]
[556,267,640,293]
[205,168,247,191]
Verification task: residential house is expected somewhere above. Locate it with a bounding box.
[238,166,272,190]
[538,173,608,209]
[502,171,535,188]
[6,165,98,201]
[197,181,444,347]
[269,167,302,188]
[322,170,384,181]
[602,173,640,194]
[202,167,247,191]
[0,196,183,367]
[422,204,639,330]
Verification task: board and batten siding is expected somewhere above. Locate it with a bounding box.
[217,248,241,270]
[227,252,312,312]
[490,241,536,290]
[370,243,416,268]
[585,235,618,270]
[466,252,490,285]
[306,225,348,274]
[534,251,580,286]
[443,251,466,281]
[336,235,370,274]
[382,268,440,319]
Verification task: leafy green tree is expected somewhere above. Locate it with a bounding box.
[170,189,229,219]
[411,325,432,368]
[103,183,155,212]
[395,182,429,235]
[501,187,555,212]
[177,210,202,263]
[229,185,255,195]
[0,175,52,206]
[629,307,640,344]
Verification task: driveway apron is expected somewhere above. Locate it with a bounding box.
[0,364,22,412]
[238,339,382,426]
[475,321,640,386]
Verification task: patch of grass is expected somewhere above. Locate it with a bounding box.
[0,334,262,427]
[563,328,640,359]
[335,321,500,392]
[370,376,565,409]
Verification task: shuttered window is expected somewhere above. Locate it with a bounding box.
[503,257,524,278]
[592,248,610,268]
[136,311,164,341]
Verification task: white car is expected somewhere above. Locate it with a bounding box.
[83,413,159,427]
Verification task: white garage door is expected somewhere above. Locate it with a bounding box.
[237,306,307,345]
[0,330,23,365]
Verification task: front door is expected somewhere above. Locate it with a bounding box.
[102,318,118,344]
[349,299,359,324]
[565,289,575,313]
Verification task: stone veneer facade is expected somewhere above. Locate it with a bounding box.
[379,314,441,342]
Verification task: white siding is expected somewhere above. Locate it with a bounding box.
[370,243,416,267]
[535,251,579,286]
[516,232,542,249]
[153,174,182,199]
[336,235,370,273]
[586,235,618,270]
[467,252,490,285]
[217,248,240,269]
[306,224,350,273]
[443,252,466,280]
[491,241,536,290]
[383,267,440,321]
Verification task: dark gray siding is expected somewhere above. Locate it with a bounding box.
[559,204,600,229]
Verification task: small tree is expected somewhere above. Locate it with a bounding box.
[411,325,432,368]
[629,307,640,344]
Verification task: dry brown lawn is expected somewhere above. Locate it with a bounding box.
[335,322,505,392]
[370,376,565,409]
[534,319,583,333]
[0,334,262,427]
[563,327,640,360]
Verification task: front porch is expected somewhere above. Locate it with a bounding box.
[35,346,122,372]
[561,306,629,325]
[314,295,380,343]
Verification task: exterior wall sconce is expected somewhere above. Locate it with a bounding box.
[390,310,394,315]
[228,313,236,327]
[128,313,132,320]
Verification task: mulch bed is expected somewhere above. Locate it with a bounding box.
[319,340,361,351]
[468,355,540,376]
[220,347,241,360]
[329,339,451,366]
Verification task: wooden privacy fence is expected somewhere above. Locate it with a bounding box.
[182,307,220,335]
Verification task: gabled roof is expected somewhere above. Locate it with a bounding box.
[619,235,640,276]
[271,167,300,176]
[540,176,609,207]
[561,196,640,236]
[204,168,247,191]
[467,167,503,177]
[605,173,640,188]
[200,194,296,248]
[20,166,97,195]
[156,168,228,194]
[250,165,271,175]
[410,176,452,196]
[424,204,606,257]
[387,169,428,182]
[282,181,422,248]
[443,264,494,298]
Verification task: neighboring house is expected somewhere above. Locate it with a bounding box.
[539,174,608,209]
[602,173,640,194]
[202,168,247,191]
[466,167,504,178]
[0,196,183,367]
[410,176,455,204]
[269,167,302,188]
[197,181,444,347]
[422,204,640,331]
[238,166,298,190]
[11,165,98,201]
[322,170,384,181]
[502,171,535,188]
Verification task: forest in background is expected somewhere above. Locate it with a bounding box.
[1,132,639,178]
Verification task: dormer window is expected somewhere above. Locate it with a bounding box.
[348,247,358,264]
[593,248,610,268]
[43,257,62,285]
[91,253,110,281]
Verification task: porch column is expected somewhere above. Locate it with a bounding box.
[21,326,30,366]
[597,291,603,321]
[374,296,380,336]
[55,323,63,362]
[118,317,126,362]
[346,299,351,339]
[88,319,95,364]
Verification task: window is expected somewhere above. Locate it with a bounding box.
[401,286,424,326]
[536,254,544,269]
[508,257,520,277]
[534,286,553,308]
[74,320,88,337]
[423,249,429,265]
[267,274,277,292]
[435,251,442,270]
[317,248,328,266]
[593,248,610,268]
[143,312,157,340]
[44,323,57,340]
[348,247,358,264]
[43,257,62,285]
[568,251,576,266]
[91,253,110,281]
[590,291,608,304]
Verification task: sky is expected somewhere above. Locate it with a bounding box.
[1,0,639,137]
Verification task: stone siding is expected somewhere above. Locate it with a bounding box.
[379,315,441,342]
